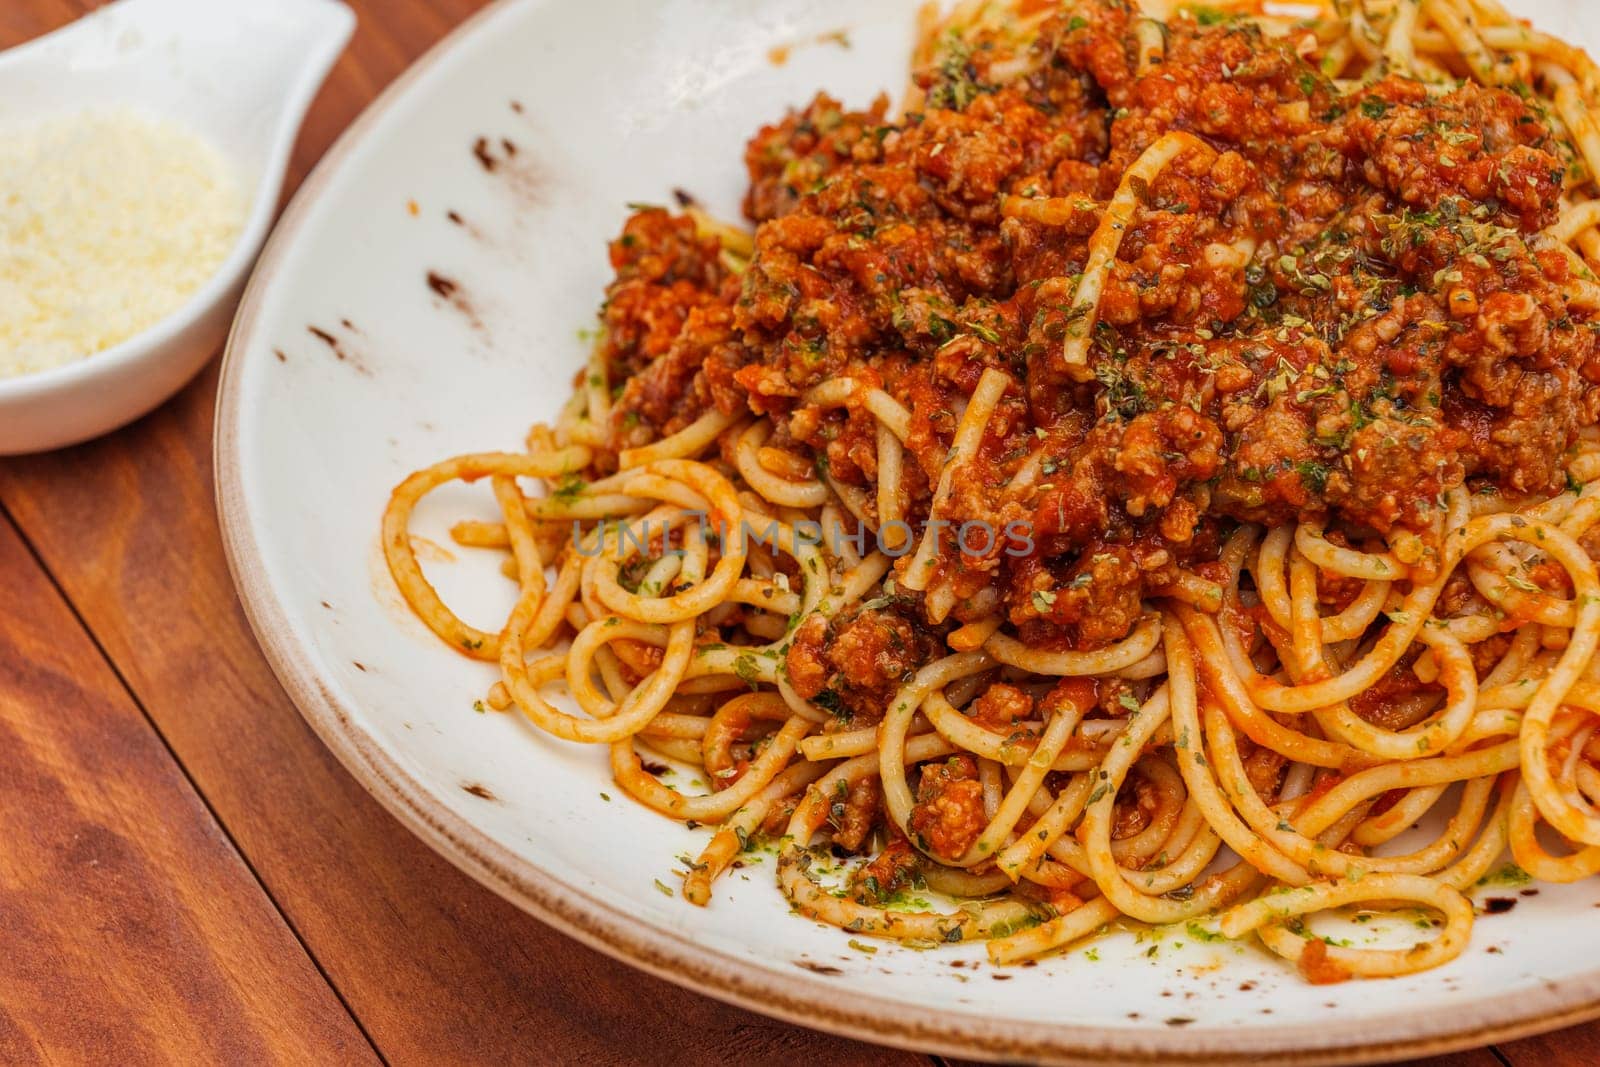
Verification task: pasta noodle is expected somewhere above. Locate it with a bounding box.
[383,0,1600,984]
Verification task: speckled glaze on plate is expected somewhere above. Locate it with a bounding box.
[216,1,1600,1062]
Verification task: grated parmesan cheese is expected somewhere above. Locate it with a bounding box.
[0,107,245,379]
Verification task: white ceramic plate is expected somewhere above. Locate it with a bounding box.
[217,2,1600,1062]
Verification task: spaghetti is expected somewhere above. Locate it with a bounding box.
[385,0,1600,983]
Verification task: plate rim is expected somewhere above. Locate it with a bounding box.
[213,0,1600,1061]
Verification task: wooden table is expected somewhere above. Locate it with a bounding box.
[0,3,1595,1064]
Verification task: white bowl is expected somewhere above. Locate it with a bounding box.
[0,0,353,455]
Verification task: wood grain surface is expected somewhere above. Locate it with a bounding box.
[0,1,1592,1064]
[0,510,373,1066]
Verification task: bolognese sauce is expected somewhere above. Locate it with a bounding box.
[600,1,1598,668]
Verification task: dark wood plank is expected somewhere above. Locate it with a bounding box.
[0,510,374,1064]
[0,3,924,1063]
[1501,1021,1600,1066]
[1388,1052,1506,1067]
[0,0,78,41]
